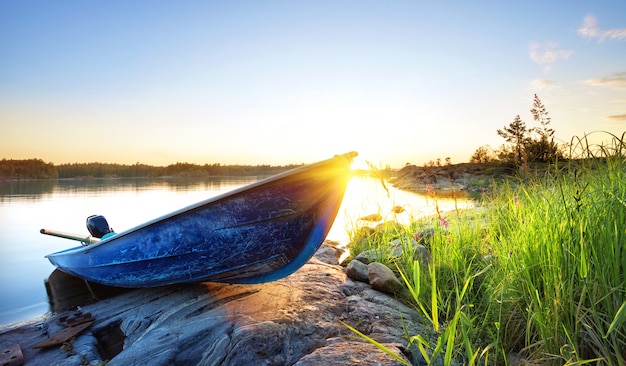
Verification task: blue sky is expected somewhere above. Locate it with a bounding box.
[1,1,625,167]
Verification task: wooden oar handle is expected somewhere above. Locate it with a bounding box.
[40,229,100,245]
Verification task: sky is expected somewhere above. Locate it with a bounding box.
[1,1,625,168]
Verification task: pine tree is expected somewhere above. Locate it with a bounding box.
[497,115,529,165]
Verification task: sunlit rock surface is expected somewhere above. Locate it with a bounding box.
[0,242,434,366]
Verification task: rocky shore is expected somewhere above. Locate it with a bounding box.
[0,242,441,366]
[391,162,511,193]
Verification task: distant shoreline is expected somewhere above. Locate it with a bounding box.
[0,174,277,182]
[0,158,305,180]
[0,158,393,180]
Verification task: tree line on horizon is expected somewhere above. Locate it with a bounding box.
[0,159,303,180]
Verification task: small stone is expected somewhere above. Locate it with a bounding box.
[346,260,369,283]
[355,250,377,264]
[413,244,432,266]
[315,244,343,265]
[367,262,404,295]
[387,241,404,258]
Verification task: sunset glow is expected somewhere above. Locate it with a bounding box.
[1,2,625,168]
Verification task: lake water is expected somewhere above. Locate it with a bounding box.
[0,175,473,326]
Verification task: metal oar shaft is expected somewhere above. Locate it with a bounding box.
[40,229,100,244]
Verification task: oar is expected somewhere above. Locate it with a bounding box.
[40,229,100,245]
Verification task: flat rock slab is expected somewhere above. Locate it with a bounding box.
[32,321,94,349]
[0,242,429,365]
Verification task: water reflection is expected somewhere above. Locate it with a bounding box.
[328,175,474,243]
[0,177,264,203]
[50,177,266,193]
[0,179,56,199]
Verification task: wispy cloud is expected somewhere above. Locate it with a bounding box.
[529,78,567,95]
[604,114,626,123]
[577,15,626,42]
[530,79,555,89]
[529,41,573,72]
[584,72,626,89]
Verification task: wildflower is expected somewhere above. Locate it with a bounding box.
[438,216,449,229]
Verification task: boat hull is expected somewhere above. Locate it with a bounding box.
[45,152,356,287]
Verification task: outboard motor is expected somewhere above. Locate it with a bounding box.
[86,215,113,238]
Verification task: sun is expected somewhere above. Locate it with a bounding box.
[350,157,372,171]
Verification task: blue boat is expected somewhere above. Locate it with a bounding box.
[42,152,356,288]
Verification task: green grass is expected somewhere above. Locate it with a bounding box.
[345,133,626,365]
